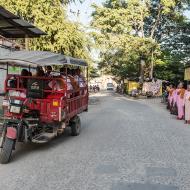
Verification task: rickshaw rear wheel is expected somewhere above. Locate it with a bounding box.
[0,137,15,164]
[71,116,81,136]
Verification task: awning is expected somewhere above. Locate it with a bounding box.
[0,50,88,67]
[0,6,46,38]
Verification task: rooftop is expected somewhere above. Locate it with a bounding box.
[0,6,46,38]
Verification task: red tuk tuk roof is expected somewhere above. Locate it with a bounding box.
[0,50,88,67]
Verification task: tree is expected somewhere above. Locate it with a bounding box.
[0,0,91,60]
[91,0,190,83]
[89,67,100,79]
[91,0,159,80]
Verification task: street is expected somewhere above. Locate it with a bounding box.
[0,91,190,190]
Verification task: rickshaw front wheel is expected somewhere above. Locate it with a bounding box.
[0,137,15,164]
[70,116,81,136]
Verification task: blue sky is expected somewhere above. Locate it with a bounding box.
[184,10,190,19]
[68,0,103,25]
[68,1,190,25]
[68,1,190,62]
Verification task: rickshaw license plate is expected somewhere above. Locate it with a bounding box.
[10,106,21,114]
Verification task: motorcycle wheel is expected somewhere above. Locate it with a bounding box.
[0,137,15,164]
[71,116,81,136]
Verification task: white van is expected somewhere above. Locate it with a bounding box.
[107,83,114,90]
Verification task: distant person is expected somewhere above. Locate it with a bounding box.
[60,67,73,92]
[68,68,79,93]
[93,85,96,93]
[184,85,190,124]
[90,85,92,91]
[35,66,44,77]
[74,68,86,88]
[60,67,66,76]
[21,69,29,76]
[21,69,29,88]
[45,66,52,77]
[96,85,100,92]
[170,85,177,115]
[167,84,174,109]
[177,82,185,120]
[36,68,45,77]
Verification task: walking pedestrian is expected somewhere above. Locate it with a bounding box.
[167,84,174,109]
[184,85,190,124]
[176,83,185,120]
[170,86,177,115]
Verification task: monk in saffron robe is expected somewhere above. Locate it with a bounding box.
[177,83,185,120]
[184,85,190,124]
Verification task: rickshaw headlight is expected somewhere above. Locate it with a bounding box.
[9,100,23,114]
[2,100,9,107]
[10,105,21,114]
[10,99,23,105]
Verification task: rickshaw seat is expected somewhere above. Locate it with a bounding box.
[27,79,44,99]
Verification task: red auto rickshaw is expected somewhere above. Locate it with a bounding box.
[0,51,88,164]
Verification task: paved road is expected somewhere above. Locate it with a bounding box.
[0,92,190,190]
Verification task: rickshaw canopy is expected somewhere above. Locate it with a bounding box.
[0,50,88,68]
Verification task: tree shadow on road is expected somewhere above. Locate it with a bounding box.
[11,128,73,163]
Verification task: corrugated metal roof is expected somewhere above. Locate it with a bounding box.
[0,6,46,38]
[0,50,88,67]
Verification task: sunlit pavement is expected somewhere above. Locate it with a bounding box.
[0,91,190,190]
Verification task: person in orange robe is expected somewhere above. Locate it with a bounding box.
[177,83,185,120]
[167,84,174,110]
[184,85,190,124]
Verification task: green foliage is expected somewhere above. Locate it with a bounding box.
[91,0,159,80]
[89,67,100,78]
[0,0,91,61]
[91,0,190,82]
[154,54,185,84]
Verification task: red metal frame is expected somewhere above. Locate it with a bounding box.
[3,75,88,123]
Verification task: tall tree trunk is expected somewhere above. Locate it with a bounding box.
[150,49,154,79]
[140,59,145,83]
